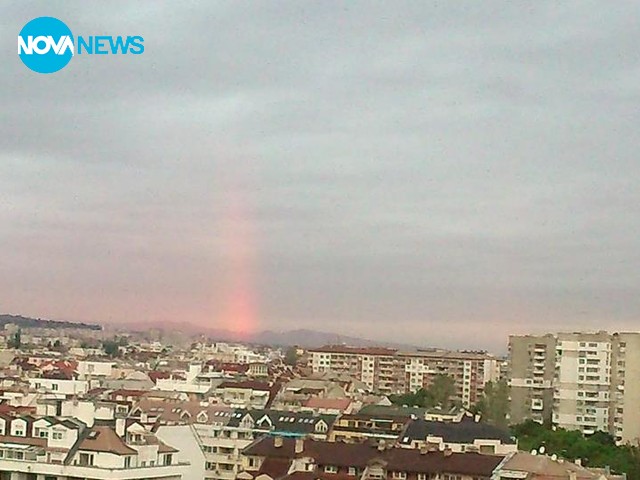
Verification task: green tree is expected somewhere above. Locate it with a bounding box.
[8,329,22,349]
[389,374,456,409]
[284,347,298,366]
[512,421,640,480]
[102,340,120,357]
[475,379,509,428]
[430,374,456,409]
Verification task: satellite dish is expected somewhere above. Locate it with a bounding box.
[551,454,558,461]
[539,446,546,454]
[531,449,537,455]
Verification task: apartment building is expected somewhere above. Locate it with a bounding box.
[308,346,499,406]
[508,331,640,445]
[309,346,404,394]
[553,332,613,435]
[400,351,499,407]
[507,334,556,425]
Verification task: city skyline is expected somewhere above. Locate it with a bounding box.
[3,2,640,351]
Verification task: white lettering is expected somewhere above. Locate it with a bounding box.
[17,35,74,55]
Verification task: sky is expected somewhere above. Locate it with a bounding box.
[1,2,640,351]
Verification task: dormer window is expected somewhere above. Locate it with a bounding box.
[392,472,407,479]
[324,466,338,474]
[315,421,328,433]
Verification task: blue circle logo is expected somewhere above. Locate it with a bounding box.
[18,17,74,74]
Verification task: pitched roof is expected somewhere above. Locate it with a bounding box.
[401,417,515,445]
[304,398,351,411]
[244,437,504,476]
[77,426,136,456]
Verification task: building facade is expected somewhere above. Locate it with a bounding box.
[308,346,499,406]
[508,331,640,444]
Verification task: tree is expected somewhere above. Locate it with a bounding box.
[475,379,509,428]
[8,329,22,349]
[512,421,640,479]
[430,374,456,409]
[284,347,298,366]
[102,340,120,357]
[389,375,456,409]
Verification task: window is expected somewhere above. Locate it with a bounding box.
[348,467,357,476]
[52,384,59,391]
[124,456,132,468]
[52,431,64,440]
[418,475,427,480]
[325,466,338,474]
[392,472,407,479]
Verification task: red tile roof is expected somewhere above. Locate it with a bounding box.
[77,427,136,456]
[304,398,352,411]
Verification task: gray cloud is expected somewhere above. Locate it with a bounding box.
[2,1,640,351]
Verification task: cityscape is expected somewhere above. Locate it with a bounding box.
[0,315,636,479]
[4,2,640,480]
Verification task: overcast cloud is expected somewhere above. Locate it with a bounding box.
[2,1,640,350]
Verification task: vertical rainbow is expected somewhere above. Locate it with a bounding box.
[217,164,259,338]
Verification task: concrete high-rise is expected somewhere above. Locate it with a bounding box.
[508,331,640,445]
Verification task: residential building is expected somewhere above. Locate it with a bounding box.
[508,331,640,445]
[399,350,499,407]
[399,416,517,454]
[0,417,187,479]
[327,413,411,443]
[308,346,499,406]
[240,436,505,480]
[507,334,556,425]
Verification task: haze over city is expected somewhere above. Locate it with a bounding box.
[2,2,640,350]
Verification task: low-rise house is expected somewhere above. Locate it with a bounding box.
[214,381,273,409]
[399,416,517,454]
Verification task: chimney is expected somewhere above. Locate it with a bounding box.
[115,417,126,437]
[274,436,284,448]
[295,438,304,454]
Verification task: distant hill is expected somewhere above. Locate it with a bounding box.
[115,320,415,350]
[0,314,102,331]
[251,329,416,350]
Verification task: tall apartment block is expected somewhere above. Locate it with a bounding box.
[508,331,640,445]
[507,334,556,425]
[308,346,499,407]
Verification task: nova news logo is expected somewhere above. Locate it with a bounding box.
[18,16,144,74]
